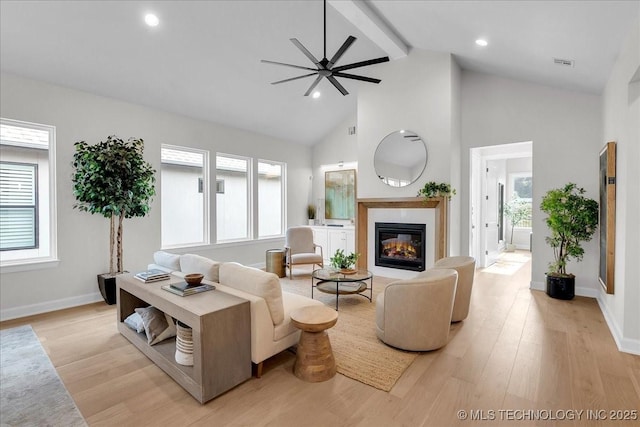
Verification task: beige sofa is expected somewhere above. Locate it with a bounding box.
[149,251,323,376]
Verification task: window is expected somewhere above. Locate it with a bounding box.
[216,154,250,241]
[0,162,38,250]
[509,173,532,228]
[161,145,209,247]
[258,160,285,237]
[0,118,57,266]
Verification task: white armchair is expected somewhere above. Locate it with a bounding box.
[284,226,323,279]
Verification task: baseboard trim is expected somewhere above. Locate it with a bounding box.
[596,295,640,355]
[0,292,104,322]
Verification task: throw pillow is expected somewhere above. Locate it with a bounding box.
[180,254,221,282]
[135,306,177,345]
[124,311,145,333]
[153,251,181,271]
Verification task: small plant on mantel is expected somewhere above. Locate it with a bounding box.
[417,181,456,200]
[330,249,359,271]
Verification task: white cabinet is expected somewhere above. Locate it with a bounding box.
[310,226,355,262]
[311,227,328,259]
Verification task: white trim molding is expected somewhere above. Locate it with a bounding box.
[0,291,103,322]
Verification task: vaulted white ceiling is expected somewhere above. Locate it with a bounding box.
[1,1,637,146]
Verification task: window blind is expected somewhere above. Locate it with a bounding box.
[0,162,38,250]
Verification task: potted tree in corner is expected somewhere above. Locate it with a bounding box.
[72,136,156,304]
[540,183,598,300]
[503,196,532,252]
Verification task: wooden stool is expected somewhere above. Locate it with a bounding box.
[290,305,338,382]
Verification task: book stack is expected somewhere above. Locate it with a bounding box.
[162,282,215,297]
[134,269,170,283]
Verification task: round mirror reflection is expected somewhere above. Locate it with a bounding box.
[374,130,428,187]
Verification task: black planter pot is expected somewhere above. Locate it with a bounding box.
[97,273,117,305]
[546,274,575,300]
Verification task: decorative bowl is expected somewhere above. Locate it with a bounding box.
[184,273,204,286]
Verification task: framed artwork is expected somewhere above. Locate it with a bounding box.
[325,169,356,220]
[599,141,616,294]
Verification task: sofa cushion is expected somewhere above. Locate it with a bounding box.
[153,251,181,271]
[274,292,324,341]
[219,262,284,325]
[180,254,221,282]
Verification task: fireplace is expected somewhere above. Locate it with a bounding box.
[375,222,426,271]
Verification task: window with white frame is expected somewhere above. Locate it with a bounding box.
[258,160,285,237]
[0,118,57,266]
[509,173,532,228]
[216,154,250,242]
[161,145,209,247]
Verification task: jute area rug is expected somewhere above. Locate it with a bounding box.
[280,269,418,392]
[0,325,87,427]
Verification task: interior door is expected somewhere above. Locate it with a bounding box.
[483,161,500,267]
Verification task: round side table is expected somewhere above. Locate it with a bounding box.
[290,305,338,382]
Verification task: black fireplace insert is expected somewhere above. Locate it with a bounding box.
[375,222,426,271]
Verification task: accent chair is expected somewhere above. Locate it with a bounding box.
[376,268,458,351]
[433,256,476,322]
[284,226,323,279]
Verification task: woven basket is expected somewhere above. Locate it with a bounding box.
[175,321,194,366]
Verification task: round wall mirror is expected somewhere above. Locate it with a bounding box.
[374,130,428,187]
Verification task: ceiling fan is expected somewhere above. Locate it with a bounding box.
[261,0,389,96]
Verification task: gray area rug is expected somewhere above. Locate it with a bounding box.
[0,325,86,427]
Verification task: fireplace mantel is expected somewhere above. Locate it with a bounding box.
[356,197,448,269]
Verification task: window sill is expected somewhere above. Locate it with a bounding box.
[162,236,285,252]
[0,257,60,274]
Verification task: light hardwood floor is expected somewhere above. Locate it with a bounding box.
[2,254,639,426]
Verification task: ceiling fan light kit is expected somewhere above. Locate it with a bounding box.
[262,0,389,96]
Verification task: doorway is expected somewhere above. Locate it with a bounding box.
[469,141,533,268]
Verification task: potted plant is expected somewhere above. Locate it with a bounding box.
[540,183,598,300]
[503,196,532,251]
[330,249,359,273]
[417,181,456,200]
[72,136,156,304]
[307,204,316,226]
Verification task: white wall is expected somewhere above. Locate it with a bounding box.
[0,73,312,320]
[460,71,602,295]
[600,12,640,353]
[357,50,456,199]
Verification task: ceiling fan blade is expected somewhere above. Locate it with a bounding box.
[261,60,317,71]
[304,75,324,96]
[333,72,381,84]
[327,75,349,96]
[271,73,318,85]
[328,36,356,69]
[290,38,321,66]
[332,56,390,72]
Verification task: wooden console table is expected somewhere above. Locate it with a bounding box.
[116,274,251,403]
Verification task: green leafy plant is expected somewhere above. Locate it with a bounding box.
[504,196,532,244]
[540,183,598,276]
[307,204,316,220]
[417,181,456,200]
[72,136,156,275]
[330,249,359,270]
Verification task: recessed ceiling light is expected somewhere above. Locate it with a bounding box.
[144,14,159,27]
[312,91,321,99]
[475,39,488,47]
[400,130,405,133]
